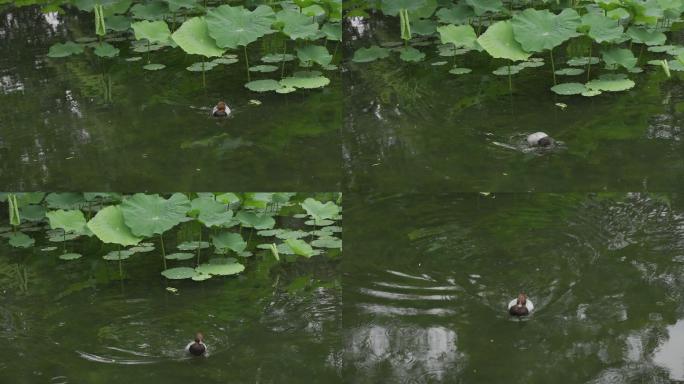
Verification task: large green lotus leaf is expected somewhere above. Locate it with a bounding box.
[165,0,197,12]
[321,23,342,41]
[131,20,171,44]
[46,209,87,234]
[550,82,587,95]
[276,9,319,40]
[602,47,637,69]
[465,0,502,16]
[131,1,168,20]
[285,238,315,257]
[189,196,233,227]
[48,41,85,58]
[46,193,85,209]
[511,8,580,52]
[580,12,623,43]
[235,211,276,229]
[121,193,190,237]
[627,26,666,46]
[8,232,34,248]
[172,17,225,58]
[207,5,275,48]
[19,205,46,222]
[280,75,330,89]
[411,19,437,36]
[437,24,477,49]
[12,192,46,206]
[212,232,247,253]
[297,45,332,67]
[195,261,245,276]
[398,46,425,62]
[381,0,426,16]
[586,74,635,92]
[301,198,340,222]
[408,0,437,19]
[477,20,531,61]
[94,42,120,58]
[106,15,131,31]
[161,267,197,279]
[87,205,142,246]
[352,45,390,63]
[436,4,474,24]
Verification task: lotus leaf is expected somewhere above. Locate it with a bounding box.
[297,45,333,67]
[262,53,296,63]
[381,0,426,16]
[477,21,531,61]
[581,12,623,43]
[245,79,282,92]
[207,5,275,48]
[448,67,471,75]
[131,1,168,20]
[437,24,477,50]
[190,196,233,227]
[399,46,425,62]
[177,241,210,250]
[311,236,342,249]
[275,9,318,40]
[46,209,87,234]
[581,89,602,97]
[103,250,134,260]
[8,232,34,248]
[511,8,580,52]
[172,17,225,58]
[275,230,309,240]
[143,63,166,70]
[280,75,330,89]
[550,82,587,95]
[94,42,119,58]
[128,246,155,253]
[285,238,315,257]
[41,246,58,252]
[46,193,85,209]
[212,232,247,253]
[20,205,46,222]
[465,0,503,16]
[567,57,599,66]
[411,19,437,36]
[236,211,276,229]
[48,233,81,242]
[192,273,212,281]
[131,20,171,44]
[165,252,195,260]
[195,261,245,276]
[352,45,390,63]
[586,74,635,92]
[120,193,189,237]
[59,253,82,260]
[492,65,522,75]
[106,15,131,31]
[301,198,340,222]
[602,47,637,69]
[87,205,142,246]
[161,267,197,279]
[627,26,667,46]
[186,62,217,71]
[555,68,584,76]
[435,4,473,24]
[249,65,278,72]
[321,23,342,41]
[165,0,196,12]
[47,41,84,58]
[212,57,238,65]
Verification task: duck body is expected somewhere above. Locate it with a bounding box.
[212,101,231,118]
[508,293,534,317]
[526,132,553,147]
[185,332,208,356]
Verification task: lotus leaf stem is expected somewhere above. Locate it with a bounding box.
[586,43,592,81]
[159,233,167,270]
[549,47,557,85]
[244,45,251,82]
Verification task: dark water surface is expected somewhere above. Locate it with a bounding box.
[344,193,684,383]
[0,6,341,191]
[344,16,684,192]
[0,228,341,383]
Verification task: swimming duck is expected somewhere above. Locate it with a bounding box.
[185,332,207,356]
[526,132,554,147]
[212,101,231,117]
[508,293,534,317]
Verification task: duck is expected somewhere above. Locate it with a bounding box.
[526,132,554,147]
[508,293,534,317]
[211,101,231,117]
[185,332,207,356]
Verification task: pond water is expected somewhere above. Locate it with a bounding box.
[0,225,341,383]
[343,193,684,383]
[343,16,684,192]
[0,5,341,191]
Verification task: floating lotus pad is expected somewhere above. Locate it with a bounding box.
[235,211,276,229]
[211,232,247,253]
[586,74,635,92]
[41,246,58,252]
[212,57,238,65]
[301,198,340,222]
[352,46,390,63]
[245,79,282,92]
[280,75,330,89]
[297,45,333,66]
[165,252,195,260]
[304,219,334,226]
[554,68,584,76]
[94,42,119,58]
[142,63,166,70]
[492,65,522,75]
[550,82,587,95]
[311,236,342,249]
[103,250,134,260]
[398,47,425,62]
[275,230,309,240]
[602,47,637,69]
[47,41,84,58]
[261,53,296,63]
[161,267,197,279]
[59,253,82,260]
[249,65,278,72]
[128,245,155,253]
[8,232,34,248]
[186,62,218,71]
[285,238,315,257]
[195,261,245,276]
[567,56,599,66]
[177,241,210,250]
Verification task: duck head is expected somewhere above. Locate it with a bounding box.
[537,136,553,147]
[213,101,229,117]
[509,293,530,317]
